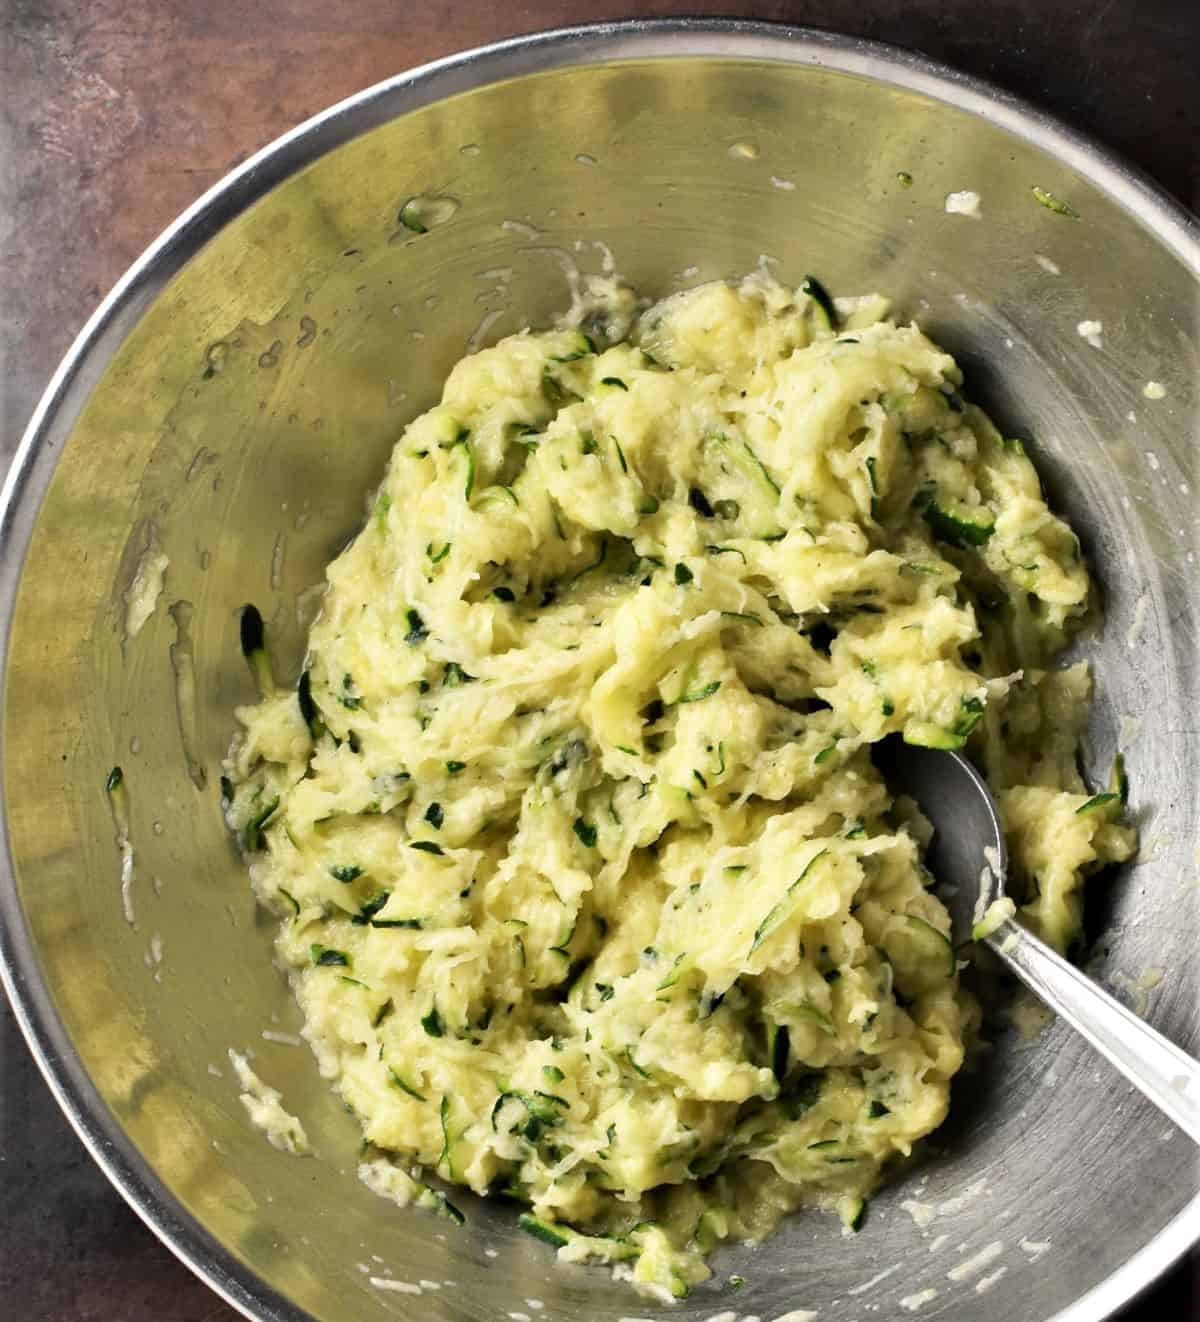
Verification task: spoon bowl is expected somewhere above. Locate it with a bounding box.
[874,737,1008,945]
[883,740,1200,1146]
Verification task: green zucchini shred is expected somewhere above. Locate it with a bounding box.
[296,670,324,738]
[243,796,280,852]
[518,1212,574,1248]
[801,274,838,330]
[1031,185,1080,218]
[416,1183,465,1225]
[678,681,721,704]
[438,1094,452,1168]
[239,604,274,694]
[398,200,429,233]
[921,493,995,548]
[404,608,428,646]
[752,850,830,951]
[388,1067,427,1101]
[1111,751,1129,804]
[625,1046,651,1079]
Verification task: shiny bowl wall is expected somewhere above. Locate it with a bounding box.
[1,21,1197,1322]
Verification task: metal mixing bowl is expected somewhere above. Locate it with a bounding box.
[1,20,1196,1322]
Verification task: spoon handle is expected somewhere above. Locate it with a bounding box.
[988,916,1200,1145]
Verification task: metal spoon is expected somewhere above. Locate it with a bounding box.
[879,739,1200,1145]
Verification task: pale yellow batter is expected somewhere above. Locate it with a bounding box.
[225,272,1134,1299]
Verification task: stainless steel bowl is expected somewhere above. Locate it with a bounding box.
[1,20,1197,1322]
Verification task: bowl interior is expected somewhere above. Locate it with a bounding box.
[4,37,1198,1322]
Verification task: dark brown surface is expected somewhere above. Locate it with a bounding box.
[1,1,1197,1318]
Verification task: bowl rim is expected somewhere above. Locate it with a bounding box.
[1,18,1196,1322]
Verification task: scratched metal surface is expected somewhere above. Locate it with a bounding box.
[1,4,1197,1320]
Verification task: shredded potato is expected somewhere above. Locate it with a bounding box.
[226,273,1134,1299]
